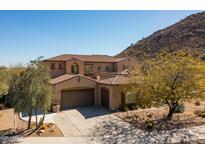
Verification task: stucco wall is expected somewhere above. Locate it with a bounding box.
[0,108,15,131]
[53,76,98,107]
[44,61,66,78]
[116,58,138,72]
[98,84,124,110]
[65,58,85,75]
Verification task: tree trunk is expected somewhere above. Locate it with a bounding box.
[167,108,174,120]
[167,103,177,120]
[34,108,38,128]
[38,112,46,128]
[27,113,32,130]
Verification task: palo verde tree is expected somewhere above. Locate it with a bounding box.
[7,58,53,129]
[127,51,205,120]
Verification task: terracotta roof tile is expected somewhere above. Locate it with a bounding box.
[99,75,129,85]
[44,54,126,62]
[50,74,77,85]
[50,74,98,85]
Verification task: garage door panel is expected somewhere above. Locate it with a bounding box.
[61,89,94,109]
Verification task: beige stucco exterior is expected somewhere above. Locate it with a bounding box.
[44,57,137,79]
[115,57,137,72]
[98,84,125,110]
[44,61,66,78]
[65,58,85,75]
[52,76,98,107]
[45,54,137,110]
[52,75,126,110]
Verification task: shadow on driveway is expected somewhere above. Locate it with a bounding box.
[61,106,112,119]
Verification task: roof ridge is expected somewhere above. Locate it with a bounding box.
[111,75,119,85]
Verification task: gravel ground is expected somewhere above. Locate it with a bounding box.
[89,115,200,144]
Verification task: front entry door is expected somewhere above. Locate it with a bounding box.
[101,87,109,108]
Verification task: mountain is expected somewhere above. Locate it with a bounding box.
[116,12,205,60]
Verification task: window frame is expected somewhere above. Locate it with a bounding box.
[71,63,79,74]
[85,64,94,74]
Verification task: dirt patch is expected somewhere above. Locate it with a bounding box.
[115,101,205,131]
[0,108,15,131]
[29,123,63,137]
[0,113,63,139]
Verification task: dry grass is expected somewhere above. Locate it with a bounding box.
[115,101,205,131]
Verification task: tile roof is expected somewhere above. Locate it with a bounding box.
[50,74,97,85]
[99,75,129,85]
[117,69,129,75]
[44,54,126,63]
[50,73,129,85]
[50,74,77,85]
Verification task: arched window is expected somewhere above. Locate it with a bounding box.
[71,63,79,74]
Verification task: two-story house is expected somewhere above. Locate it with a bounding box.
[43,54,137,110]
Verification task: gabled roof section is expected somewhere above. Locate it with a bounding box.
[44,54,126,63]
[99,75,129,85]
[50,74,97,85]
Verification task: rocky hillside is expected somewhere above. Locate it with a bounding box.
[117,12,205,60]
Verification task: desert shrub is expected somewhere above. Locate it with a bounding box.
[174,104,185,113]
[123,103,138,111]
[138,103,152,109]
[40,124,47,130]
[195,101,201,106]
[123,106,130,111]
[145,121,154,130]
[194,110,202,115]
[194,110,205,118]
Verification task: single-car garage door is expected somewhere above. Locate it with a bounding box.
[61,89,94,110]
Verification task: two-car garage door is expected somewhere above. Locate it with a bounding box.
[61,89,94,110]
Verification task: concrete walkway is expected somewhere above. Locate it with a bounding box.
[20,112,57,124]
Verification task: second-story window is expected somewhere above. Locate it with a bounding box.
[50,63,55,70]
[85,64,94,74]
[106,66,110,72]
[58,64,63,70]
[71,63,79,74]
[97,66,101,72]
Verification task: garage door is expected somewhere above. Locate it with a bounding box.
[61,89,94,109]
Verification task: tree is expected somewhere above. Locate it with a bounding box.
[127,51,205,120]
[7,58,52,129]
[0,65,25,100]
[0,67,9,98]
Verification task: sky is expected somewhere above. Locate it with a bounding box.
[0,10,203,66]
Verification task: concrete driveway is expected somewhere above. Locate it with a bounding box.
[52,106,112,143]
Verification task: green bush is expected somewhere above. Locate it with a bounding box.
[123,103,138,111]
[123,106,130,111]
[174,104,185,113]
